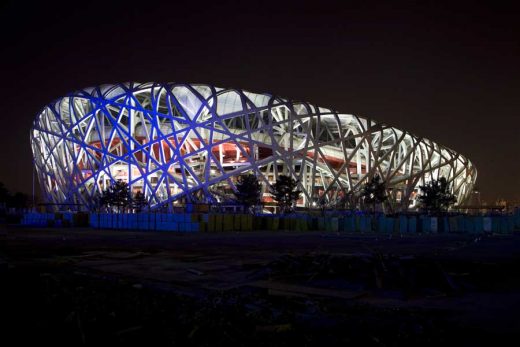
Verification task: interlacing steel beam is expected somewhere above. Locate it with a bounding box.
[31,83,477,212]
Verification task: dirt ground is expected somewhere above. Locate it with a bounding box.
[4,226,520,346]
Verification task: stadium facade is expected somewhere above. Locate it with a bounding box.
[31,82,477,212]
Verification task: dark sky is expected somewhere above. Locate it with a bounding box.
[1,0,519,203]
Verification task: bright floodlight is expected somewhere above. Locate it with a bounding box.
[30,82,477,211]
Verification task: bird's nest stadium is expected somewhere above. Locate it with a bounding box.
[31,82,477,212]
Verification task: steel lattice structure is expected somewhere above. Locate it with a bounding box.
[31,82,477,211]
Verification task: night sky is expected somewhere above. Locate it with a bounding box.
[1,0,519,203]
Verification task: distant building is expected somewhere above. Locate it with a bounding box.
[31,83,477,211]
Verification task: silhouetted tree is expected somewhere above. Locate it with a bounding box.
[99,180,130,212]
[319,195,327,213]
[0,182,30,212]
[233,174,262,213]
[270,175,302,214]
[418,177,456,214]
[0,182,9,207]
[8,192,30,209]
[336,188,353,210]
[131,191,148,213]
[98,188,112,212]
[361,174,387,213]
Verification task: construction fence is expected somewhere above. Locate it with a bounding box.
[20,209,520,234]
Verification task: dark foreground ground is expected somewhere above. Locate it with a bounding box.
[3,226,520,346]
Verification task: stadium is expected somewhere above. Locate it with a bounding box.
[30,82,477,212]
